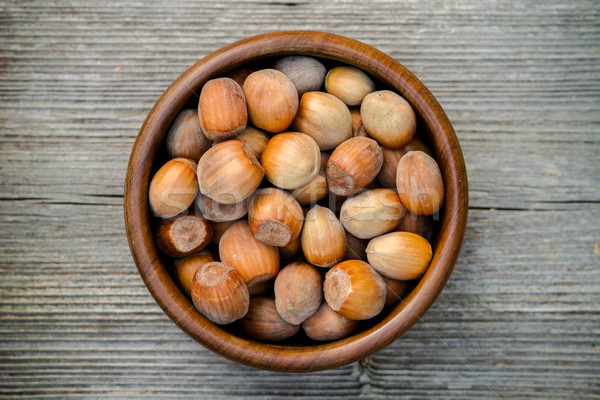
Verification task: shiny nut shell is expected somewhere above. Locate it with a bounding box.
[274,261,322,325]
[191,262,250,325]
[396,150,444,215]
[174,250,215,296]
[197,140,264,204]
[261,132,321,189]
[155,214,212,257]
[149,158,198,218]
[243,69,299,133]
[273,56,326,96]
[327,137,383,196]
[325,66,375,106]
[198,77,247,140]
[361,90,417,149]
[301,205,347,268]
[248,188,304,247]
[293,91,352,150]
[165,109,211,161]
[366,231,433,280]
[323,260,386,320]
[219,221,280,287]
[378,136,432,188]
[195,193,248,222]
[239,297,300,341]
[339,188,405,239]
[302,302,360,341]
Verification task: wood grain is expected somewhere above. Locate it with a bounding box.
[1,0,599,397]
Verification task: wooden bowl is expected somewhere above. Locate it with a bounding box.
[124,31,468,372]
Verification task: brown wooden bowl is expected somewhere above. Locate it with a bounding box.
[124,31,468,372]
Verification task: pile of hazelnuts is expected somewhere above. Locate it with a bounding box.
[148,56,444,342]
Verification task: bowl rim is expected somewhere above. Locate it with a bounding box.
[124,30,468,372]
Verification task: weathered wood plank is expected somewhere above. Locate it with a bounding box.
[1,0,599,398]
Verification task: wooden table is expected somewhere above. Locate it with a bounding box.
[1,1,599,398]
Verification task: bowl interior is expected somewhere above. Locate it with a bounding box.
[124,31,468,372]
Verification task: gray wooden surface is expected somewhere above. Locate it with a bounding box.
[1,0,599,398]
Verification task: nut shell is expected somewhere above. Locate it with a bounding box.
[301,205,347,268]
[323,260,386,320]
[239,297,300,341]
[325,66,375,106]
[197,140,264,204]
[327,137,383,196]
[155,214,213,257]
[273,56,326,96]
[213,126,269,158]
[261,132,321,189]
[198,77,247,140]
[219,221,280,287]
[366,231,433,280]
[344,232,368,261]
[382,276,409,306]
[149,158,198,218]
[274,262,322,325]
[165,109,211,161]
[248,188,304,247]
[302,301,360,341]
[191,261,250,325]
[396,150,444,215]
[361,90,417,148]
[210,220,234,245]
[195,193,248,222]
[339,188,405,239]
[293,91,352,150]
[174,250,215,296]
[396,211,436,242]
[243,69,299,133]
[378,136,432,188]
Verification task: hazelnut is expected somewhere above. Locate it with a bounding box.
[261,132,321,189]
[274,262,322,325]
[366,231,433,280]
[293,91,352,150]
[323,260,386,320]
[195,193,248,222]
[279,234,302,259]
[396,150,444,215]
[239,297,300,341]
[361,90,417,148]
[382,276,409,306]
[198,77,247,140]
[248,188,304,247]
[226,67,253,87]
[197,140,264,204]
[243,69,299,133]
[339,188,405,239]
[155,213,212,257]
[301,205,347,268]
[378,136,432,188]
[219,221,280,288]
[149,158,198,218]
[165,109,211,161]
[344,232,368,261]
[191,261,250,325]
[327,137,383,196]
[213,126,269,158]
[210,220,234,245]
[273,56,326,96]
[174,250,215,296]
[349,107,368,137]
[396,211,436,242]
[325,66,375,106]
[289,171,328,206]
[302,301,360,341]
